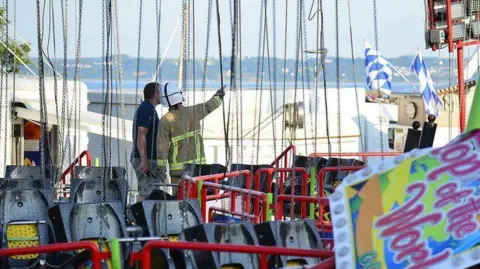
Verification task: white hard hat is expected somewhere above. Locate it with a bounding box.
[160,83,185,107]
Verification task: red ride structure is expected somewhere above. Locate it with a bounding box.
[425,0,480,132]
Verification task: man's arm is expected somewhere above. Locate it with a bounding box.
[137,127,149,173]
[156,119,170,182]
[194,86,225,119]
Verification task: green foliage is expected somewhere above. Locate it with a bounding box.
[0,7,31,74]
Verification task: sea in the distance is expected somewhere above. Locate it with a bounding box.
[84,80,424,94]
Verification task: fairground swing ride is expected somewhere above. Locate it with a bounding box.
[0,0,480,268]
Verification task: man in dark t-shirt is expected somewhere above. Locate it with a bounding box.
[131,82,161,200]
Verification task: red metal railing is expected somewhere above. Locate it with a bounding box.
[309,151,400,162]
[200,181,267,222]
[317,166,363,228]
[61,150,92,185]
[0,242,106,268]
[254,167,310,218]
[208,207,260,223]
[139,240,334,269]
[271,144,296,169]
[275,195,334,250]
[178,170,251,200]
[275,195,330,228]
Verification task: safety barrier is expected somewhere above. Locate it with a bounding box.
[178,170,251,200]
[59,150,92,198]
[0,242,105,268]
[309,151,401,162]
[317,166,363,223]
[199,181,267,222]
[271,144,296,169]
[139,240,334,269]
[254,167,309,219]
[275,195,334,250]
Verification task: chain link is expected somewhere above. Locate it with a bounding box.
[347,0,364,153]
[335,0,341,158]
[372,0,384,160]
[251,0,264,163]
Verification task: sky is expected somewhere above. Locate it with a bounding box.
[13,0,466,60]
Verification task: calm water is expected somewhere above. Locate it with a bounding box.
[83,80,419,94]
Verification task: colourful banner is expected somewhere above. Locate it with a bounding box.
[330,129,480,269]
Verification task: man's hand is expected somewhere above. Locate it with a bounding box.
[139,159,149,174]
[215,85,226,98]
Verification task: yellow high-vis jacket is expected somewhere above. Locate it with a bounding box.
[156,95,223,177]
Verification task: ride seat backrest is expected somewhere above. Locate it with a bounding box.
[5,165,57,181]
[48,201,126,243]
[323,158,365,188]
[130,199,203,238]
[182,223,260,269]
[228,164,275,191]
[254,220,323,267]
[0,189,52,267]
[70,178,127,206]
[0,178,46,190]
[183,164,227,195]
[74,166,127,180]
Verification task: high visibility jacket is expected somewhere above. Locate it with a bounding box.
[156,95,223,177]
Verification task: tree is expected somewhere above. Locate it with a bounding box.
[0,7,31,74]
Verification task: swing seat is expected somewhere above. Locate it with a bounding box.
[73,166,127,180]
[182,223,260,269]
[131,200,202,269]
[5,165,57,187]
[48,202,127,268]
[70,178,127,207]
[0,189,53,268]
[283,156,327,217]
[130,199,203,238]
[254,220,324,268]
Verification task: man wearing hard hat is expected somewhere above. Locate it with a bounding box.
[156,83,225,195]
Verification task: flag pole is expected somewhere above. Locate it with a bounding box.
[466,73,480,132]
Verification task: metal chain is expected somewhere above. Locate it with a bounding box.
[320,0,331,156]
[281,0,288,151]
[372,0,384,159]
[272,0,277,155]
[313,0,319,154]
[335,0,341,157]
[347,0,364,153]
[35,0,48,181]
[256,1,266,165]
[251,0,264,163]
[200,0,213,146]
[238,0,243,163]
[3,0,9,175]
[59,0,69,178]
[73,0,84,169]
[300,0,308,153]
[180,0,189,237]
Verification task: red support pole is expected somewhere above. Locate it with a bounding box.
[458,45,466,132]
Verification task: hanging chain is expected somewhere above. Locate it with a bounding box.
[251,0,264,163]
[347,0,364,153]
[313,0,319,154]
[281,0,288,151]
[215,0,231,170]
[200,0,213,145]
[320,0,331,156]
[180,0,189,237]
[335,0,341,157]
[372,0,384,159]
[300,0,308,153]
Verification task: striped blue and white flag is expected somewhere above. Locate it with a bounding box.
[365,41,393,96]
[411,51,443,117]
